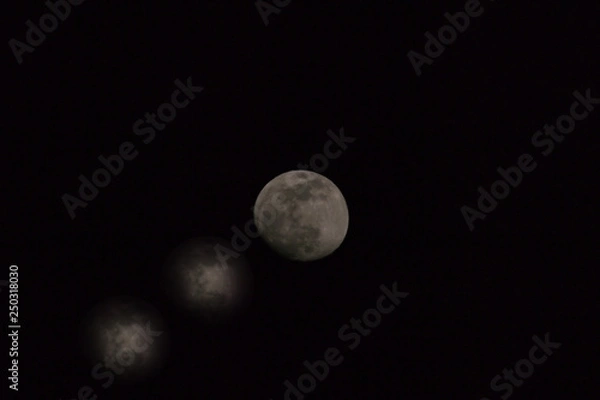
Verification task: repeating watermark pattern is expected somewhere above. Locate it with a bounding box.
[480,333,561,400]
[9,0,89,65]
[255,0,292,27]
[7,265,20,392]
[461,88,598,231]
[60,321,163,400]
[269,281,409,399]
[408,0,499,77]
[213,126,355,264]
[296,129,357,172]
[61,76,203,220]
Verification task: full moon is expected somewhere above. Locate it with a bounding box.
[80,296,169,382]
[163,237,253,322]
[253,170,349,261]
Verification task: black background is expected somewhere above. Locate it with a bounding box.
[2,0,599,399]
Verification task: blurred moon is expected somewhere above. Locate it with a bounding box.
[80,296,168,382]
[163,237,253,321]
[253,170,349,261]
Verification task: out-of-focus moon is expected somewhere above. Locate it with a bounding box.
[163,237,253,322]
[80,296,168,382]
[253,170,349,261]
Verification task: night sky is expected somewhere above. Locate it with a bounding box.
[3,0,599,399]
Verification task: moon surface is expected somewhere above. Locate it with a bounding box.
[80,296,168,382]
[253,170,349,261]
[163,237,253,321]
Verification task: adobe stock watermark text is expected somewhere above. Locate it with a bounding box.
[9,0,89,65]
[255,0,292,26]
[408,0,504,77]
[59,321,163,400]
[7,265,20,392]
[269,281,408,399]
[61,76,203,220]
[479,332,561,400]
[461,87,598,231]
